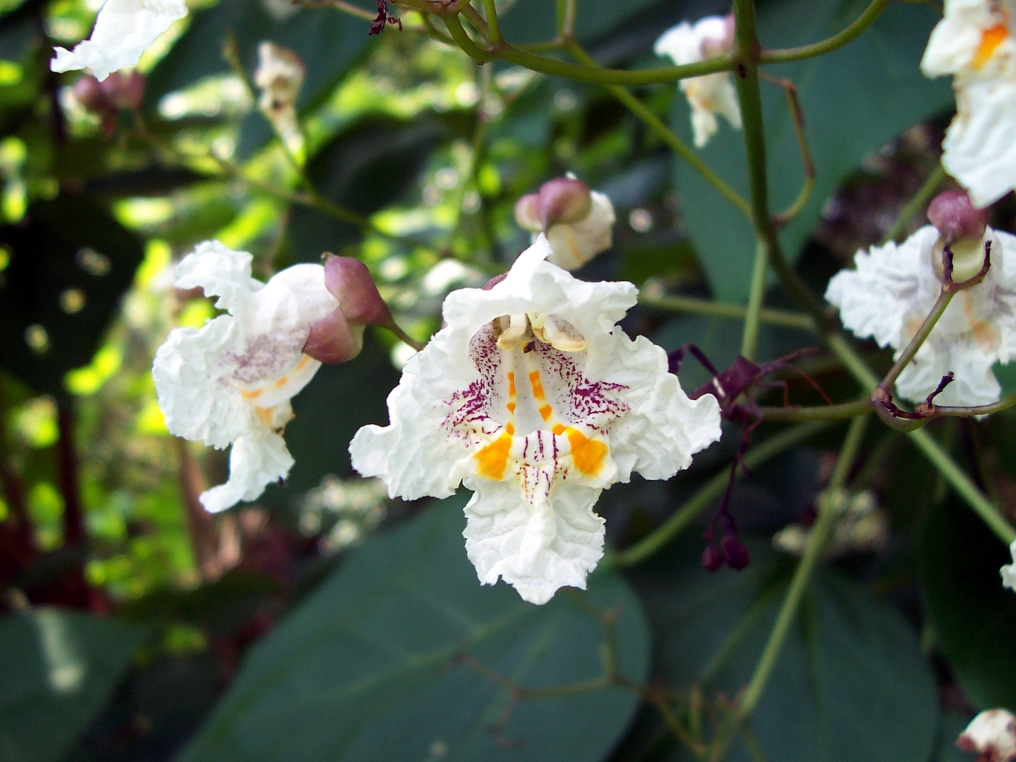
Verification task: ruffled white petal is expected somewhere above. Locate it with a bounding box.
[352,236,721,602]
[826,225,1016,406]
[1002,540,1016,591]
[51,0,188,82]
[154,240,338,512]
[462,479,604,605]
[921,0,998,76]
[941,76,1016,208]
[545,191,615,270]
[200,427,295,514]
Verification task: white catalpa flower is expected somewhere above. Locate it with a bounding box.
[654,14,741,148]
[350,236,722,604]
[1003,540,1016,591]
[957,709,1016,761]
[153,241,339,513]
[515,177,616,271]
[826,225,1016,407]
[51,0,188,82]
[921,0,1016,207]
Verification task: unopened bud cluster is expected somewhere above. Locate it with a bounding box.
[514,176,615,270]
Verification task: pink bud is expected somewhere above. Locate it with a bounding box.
[303,308,364,364]
[535,178,592,228]
[101,71,145,111]
[74,76,112,114]
[928,190,989,245]
[322,255,394,329]
[721,533,751,570]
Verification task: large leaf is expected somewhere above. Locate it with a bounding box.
[0,608,146,762]
[0,197,145,395]
[178,497,650,762]
[920,496,1016,710]
[632,539,937,762]
[674,0,952,302]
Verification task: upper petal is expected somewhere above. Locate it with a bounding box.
[51,0,187,81]
[174,240,260,315]
[199,427,295,513]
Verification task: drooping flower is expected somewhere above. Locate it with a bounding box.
[51,0,188,82]
[153,242,391,513]
[1002,540,1016,591]
[825,224,1016,407]
[921,0,1016,207]
[515,177,616,270]
[957,709,1016,761]
[254,41,306,154]
[350,237,722,604]
[654,14,741,148]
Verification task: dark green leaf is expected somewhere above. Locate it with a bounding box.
[674,0,952,302]
[178,496,650,762]
[0,197,145,395]
[920,496,1016,709]
[498,0,665,46]
[0,608,146,762]
[635,540,938,762]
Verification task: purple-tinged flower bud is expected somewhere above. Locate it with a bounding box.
[101,71,145,111]
[929,190,995,284]
[323,255,392,329]
[701,543,725,571]
[514,193,541,233]
[74,75,112,114]
[928,190,988,245]
[304,255,397,364]
[534,178,593,228]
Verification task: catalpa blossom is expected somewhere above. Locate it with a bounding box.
[154,242,392,513]
[350,237,721,604]
[254,42,306,153]
[957,709,1016,761]
[515,177,616,270]
[922,0,1016,207]
[654,14,741,148]
[52,0,188,82]
[825,224,1016,407]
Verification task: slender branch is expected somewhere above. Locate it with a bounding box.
[881,162,948,244]
[760,73,815,227]
[565,41,752,218]
[759,0,891,64]
[756,397,872,422]
[741,240,769,361]
[881,289,954,393]
[612,421,831,568]
[442,14,496,62]
[638,292,815,331]
[482,0,501,43]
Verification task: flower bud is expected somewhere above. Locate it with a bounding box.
[701,12,736,57]
[721,533,750,570]
[514,176,615,270]
[101,71,145,111]
[957,709,1016,762]
[535,178,594,228]
[303,255,396,365]
[929,190,989,246]
[74,75,110,114]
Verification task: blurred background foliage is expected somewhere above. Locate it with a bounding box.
[0,0,1013,760]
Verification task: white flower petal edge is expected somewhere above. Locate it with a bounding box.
[1002,540,1016,591]
[921,0,1016,207]
[545,190,616,270]
[153,241,338,512]
[51,0,188,82]
[654,16,740,148]
[351,236,721,604]
[825,225,1016,407]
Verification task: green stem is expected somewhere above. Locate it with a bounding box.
[565,42,752,218]
[741,240,769,361]
[826,334,1016,544]
[612,421,831,568]
[759,0,891,64]
[737,414,869,717]
[482,0,501,43]
[638,292,814,331]
[880,289,954,392]
[881,163,948,244]
[756,397,872,422]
